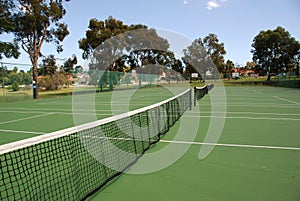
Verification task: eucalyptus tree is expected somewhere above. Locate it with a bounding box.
[183,34,226,81]
[79,16,171,89]
[8,0,70,98]
[251,26,300,80]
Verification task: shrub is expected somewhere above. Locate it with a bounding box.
[12,81,19,91]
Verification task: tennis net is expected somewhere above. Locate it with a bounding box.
[193,84,214,106]
[0,88,192,201]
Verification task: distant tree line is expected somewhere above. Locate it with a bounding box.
[0,66,32,91]
[0,54,81,92]
[79,16,228,86]
[1,0,300,98]
[37,54,80,90]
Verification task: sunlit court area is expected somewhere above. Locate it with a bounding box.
[89,86,300,201]
[1,0,300,201]
[1,82,300,201]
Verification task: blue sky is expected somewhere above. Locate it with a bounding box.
[1,0,300,70]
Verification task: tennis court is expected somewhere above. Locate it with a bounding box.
[88,86,300,201]
[0,86,177,145]
[1,85,300,201]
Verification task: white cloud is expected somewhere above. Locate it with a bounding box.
[207,0,220,10]
[206,0,227,10]
[183,0,190,5]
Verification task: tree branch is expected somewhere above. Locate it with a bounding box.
[37,23,49,55]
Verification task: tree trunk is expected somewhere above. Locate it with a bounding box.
[32,57,39,99]
[267,73,271,81]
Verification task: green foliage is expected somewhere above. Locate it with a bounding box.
[1,67,32,87]
[38,73,67,91]
[183,38,208,78]
[0,0,21,59]
[251,26,300,77]
[0,0,15,33]
[79,16,171,74]
[202,34,226,74]
[123,49,182,74]
[224,59,234,79]
[79,16,179,90]
[39,55,58,76]
[13,66,18,73]
[8,72,22,85]
[12,81,19,91]
[12,0,70,53]
[246,61,256,70]
[79,16,147,60]
[21,71,32,85]
[74,65,83,73]
[3,0,70,98]
[0,41,20,59]
[183,34,226,80]
[63,55,77,73]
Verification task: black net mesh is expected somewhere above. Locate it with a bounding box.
[0,88,192,201]
[193,84,214,106]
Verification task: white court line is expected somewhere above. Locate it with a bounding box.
[199,103,300,108]
[253,90,263,94]
[0,107,125,113]
[0,110,114,116]
[36,102,155,106]
[160,140,300,151]
[0,110,50,114]
[0,112,55,125]
[0,107,71,112]
[274,96,300,106]
[188,111,300,116]
[0,129,46,135]
[184,115,300,121]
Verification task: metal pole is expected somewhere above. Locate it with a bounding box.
[1,62,4,97]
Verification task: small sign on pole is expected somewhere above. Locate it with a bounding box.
[191,73,198,78]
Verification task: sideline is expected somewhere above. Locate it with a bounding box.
[160,140,300,151]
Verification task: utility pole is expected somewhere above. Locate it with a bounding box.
[1,62,5,96]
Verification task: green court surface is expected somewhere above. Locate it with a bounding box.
[1,86,300,201]
[88,86,300,201]
[0,87,175,145]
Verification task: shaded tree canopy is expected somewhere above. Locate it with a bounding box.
[79,16,172,74]
[183,34,226,79]
[79,16,148,60]
[120,49,184,74]
[224,59,234,80]
[63,54,78,73]
[251,26,300,78]
[202,33,226,74]
[183,38,208,77]
[39,55,57,76]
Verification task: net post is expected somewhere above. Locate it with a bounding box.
[138,113,145,151]
[193,87,196,107]
[131,119,138,155]
[189,88,192,110]
[146,110,151,145]
[157,106,161,135]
